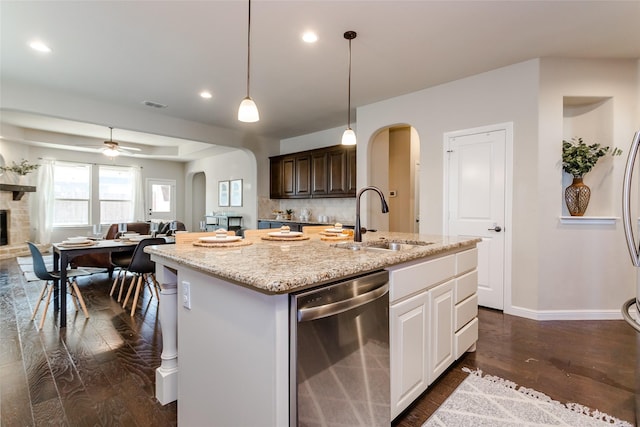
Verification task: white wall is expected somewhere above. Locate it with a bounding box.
[537,58,639,317]
[358,59,541,314]
[186,149,258,229]
[280,126,345,154]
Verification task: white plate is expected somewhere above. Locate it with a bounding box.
[128,235,152,242]
[324,228,345,233]
[62,239,90,245]
[199,235,243,243]
[67,236,89,243]
[268,231,304,238]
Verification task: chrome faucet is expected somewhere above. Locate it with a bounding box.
[354,186,389,242]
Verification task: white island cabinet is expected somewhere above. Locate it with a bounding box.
[388,247,478,419]
[146,232,480,426]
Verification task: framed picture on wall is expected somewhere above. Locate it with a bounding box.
[230,179,243,207]
[218,180,229,206]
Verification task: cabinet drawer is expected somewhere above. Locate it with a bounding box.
[389,255,455,302]
[455,317,478,359]
[455,270,477,304]
[456,248,478,275]
[455,294,477,331]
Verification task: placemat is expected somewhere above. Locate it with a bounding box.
[261,235,310,241]
[58,241,98,248]
[193,240,253,248]
[320,234,352,241]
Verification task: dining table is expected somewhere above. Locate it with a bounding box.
[52,239,139,327]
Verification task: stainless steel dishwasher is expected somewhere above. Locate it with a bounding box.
[290,270,390,427]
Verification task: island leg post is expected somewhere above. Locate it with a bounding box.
[155,266,178,405]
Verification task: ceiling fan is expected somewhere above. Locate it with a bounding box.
[101,127,142,157]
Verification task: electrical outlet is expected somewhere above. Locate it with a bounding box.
[182,281,191,309]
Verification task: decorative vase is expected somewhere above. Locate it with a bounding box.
[565,176,591,216]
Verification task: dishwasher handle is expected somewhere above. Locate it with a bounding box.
[297,282,389,322]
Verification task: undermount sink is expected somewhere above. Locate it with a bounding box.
[332,239,433,252]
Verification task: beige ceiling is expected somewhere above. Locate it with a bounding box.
[1,0,639,159]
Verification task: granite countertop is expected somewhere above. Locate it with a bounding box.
[145,232,480,294]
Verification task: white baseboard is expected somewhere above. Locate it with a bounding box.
[504,304,628,321]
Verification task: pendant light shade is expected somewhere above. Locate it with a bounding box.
[342,128,356,146]
[342,31,357,145]
[238,96,259,123]
[238,0,259,122]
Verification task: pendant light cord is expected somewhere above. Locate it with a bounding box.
[246,0,252,98]
[343,31,356,128]
[347,37,352,127]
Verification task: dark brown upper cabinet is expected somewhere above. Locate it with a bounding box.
[270,145,356,199]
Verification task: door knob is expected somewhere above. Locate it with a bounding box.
[488,225,502,232]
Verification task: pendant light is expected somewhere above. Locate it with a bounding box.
[238,0,259,122]
[341,31,357,146]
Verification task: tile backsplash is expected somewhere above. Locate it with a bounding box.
[258,197,356,224]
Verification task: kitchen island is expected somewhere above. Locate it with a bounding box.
[146,232,480,426]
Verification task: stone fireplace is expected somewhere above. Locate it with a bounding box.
[0,188,33,259]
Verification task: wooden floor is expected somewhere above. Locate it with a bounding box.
[1,256,637,426]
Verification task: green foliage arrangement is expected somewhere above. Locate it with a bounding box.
[562,137,622,178]
[0,159,40,175]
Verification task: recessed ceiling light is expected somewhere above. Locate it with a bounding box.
[200,91,212,99]
[302,31,318,43]
[29,41,51,53]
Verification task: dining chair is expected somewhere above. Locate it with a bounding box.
[109,251,134,302]
[121,237,168,316]
[27,242,91,329]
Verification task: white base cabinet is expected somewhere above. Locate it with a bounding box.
[388,247,478,420]
[389,291,429,417]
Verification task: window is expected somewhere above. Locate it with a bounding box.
[99,166,135,224]
[53,163,91,226]
[53,162,137,226]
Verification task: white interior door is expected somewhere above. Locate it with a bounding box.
[146,178,176,222]
[446,128,507,310]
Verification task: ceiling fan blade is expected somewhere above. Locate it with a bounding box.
[118,145,142,152]
[103,140,142,152]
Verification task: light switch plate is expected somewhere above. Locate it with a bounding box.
[182,281,191,309]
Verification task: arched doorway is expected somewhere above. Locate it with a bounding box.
[368,125,420,233]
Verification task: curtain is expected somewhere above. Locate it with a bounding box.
[132,167,145,221]
[31,159,54,244]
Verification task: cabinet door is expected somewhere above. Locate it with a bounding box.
[429,280,455,383]
[390,291,429,419]
[327,148,348,195]
[269,158,283,198]
[282,157,295,197]
[311,151,328,195]
[295,154,311,197]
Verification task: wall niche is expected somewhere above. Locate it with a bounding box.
[561,96,616,221]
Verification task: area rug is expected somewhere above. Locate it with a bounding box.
[423,368,633,427]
